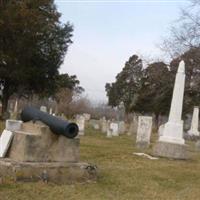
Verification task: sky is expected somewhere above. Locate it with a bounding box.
[55,0,190,103]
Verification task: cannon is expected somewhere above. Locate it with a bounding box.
[21,106,79,138]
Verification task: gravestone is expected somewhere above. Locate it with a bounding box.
[136,116,152,148]
[6,120,22,132]
[153,61,188,159]
[76,115,85,136]
[158,124,165,136]
[40,106,47,113]
[83,113,91,121]
[127,114,138,136]
[110,123,119,136]
[0,130,13,157]
[49,108,53,115]
[188,106,199,136]
[101,118,107,133]
[118,121,125,134]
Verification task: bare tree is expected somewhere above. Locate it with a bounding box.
[160,0,200,58]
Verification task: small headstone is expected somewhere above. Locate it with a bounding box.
[118,121,125,134]
[76,115,85,136]
[83,113,91,121]
[188,106,200,136]
[158,124,165,136]
[49,108,53,115]
[94,124,100,130]
[0,130,14,157]
[106,128,112,138]
[6,120,22,132]
[101,118,107,133]
[110,123,119,136]
[40,106,47,113]
[136,116,152,149]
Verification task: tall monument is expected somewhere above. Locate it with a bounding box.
[153,60,188,159]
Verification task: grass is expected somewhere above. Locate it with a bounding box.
[0,125,200,199]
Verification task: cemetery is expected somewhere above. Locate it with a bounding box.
[1,0,200,199]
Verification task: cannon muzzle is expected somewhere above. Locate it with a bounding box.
[21,106,79,138]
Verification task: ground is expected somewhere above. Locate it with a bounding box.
[0,126,200,200]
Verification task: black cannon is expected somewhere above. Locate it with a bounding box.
[21,106,79,139]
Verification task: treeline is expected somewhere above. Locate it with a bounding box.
[105,48,200,120]
[0,0,83,115]
[106,1,200,119]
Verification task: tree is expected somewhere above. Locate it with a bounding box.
[134,62,173,124]
[161,0,200,58]
[0,0,73,112]
[105,55,143,113]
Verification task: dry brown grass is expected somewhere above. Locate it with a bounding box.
[0,126,200,200]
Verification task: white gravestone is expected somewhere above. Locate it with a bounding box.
[0,130,14,157]
[101,119,107,133]
[118,121,125,134]
[110,123,119,136]
[136,116,152,148]
[49,108,53,115]
[106,128,112,138]
[158,124,165,136]
[106,120,112,138]
[188,106,200,136]
[40,106,47,113]
[93,123,100,130]
[83,113,91,121]
[153,61,188,159]
[6,120,22,132]
[76,115,85,136]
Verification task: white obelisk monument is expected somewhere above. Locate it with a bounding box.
[188,106,200,136]
[153,60,188,159]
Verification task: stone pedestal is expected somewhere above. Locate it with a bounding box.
[0,121,98,184]
[153,142,188,159]
[8,122,79,162]
[0,159,97,184]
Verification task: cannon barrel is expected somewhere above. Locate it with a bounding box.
[21,106,79,139]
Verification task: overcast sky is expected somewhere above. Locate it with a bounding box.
[55,0,189,103]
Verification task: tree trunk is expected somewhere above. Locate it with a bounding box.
[154,113,159,131]
[2,82,10,116]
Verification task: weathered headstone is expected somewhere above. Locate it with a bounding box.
[0,130,13,157]
[136,116,152,148]
[101,118,107,133]
[93,123,100,130]
[153,61,188,159]
[6,120,22,132]
[110,122,119,136]
[158,124,165,136]
[118,121,125,134]
[49,108,53,115]
[76,115,85,136]
[40,106,47,113]
[188,106,199,136]
[127,114,138,136]
[83,113,91,121]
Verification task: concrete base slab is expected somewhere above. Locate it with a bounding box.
[0,159,98,184]
[153,141,188,160]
